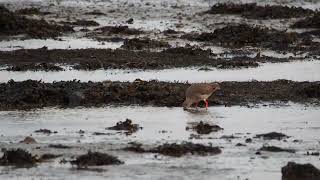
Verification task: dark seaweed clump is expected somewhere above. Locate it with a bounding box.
[292,13,320,28]
[0,6,73,38]
[0,149,37,166]
[183,24,298,50]
[121,38,170,50]
[186,121,223,134]
[255,132,289,140]
[71,151,123,167]
[282,162,320,180]
[207,3,314,19]
[124,142,221,157]
[259,146,295,153]
[107,119,141,134]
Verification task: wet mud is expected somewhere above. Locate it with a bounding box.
[0,6,73,39]
[282,162,320,180]
[34,129,58,134]
[0,149,37,167]
[206,3,314,19]
[124,142,221,157]
[0,80,319,110]
[71,151,123,167]
[0,47,300,71]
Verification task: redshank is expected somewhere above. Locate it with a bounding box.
[182,83,220,110]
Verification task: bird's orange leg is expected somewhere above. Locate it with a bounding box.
[204,99,208,110]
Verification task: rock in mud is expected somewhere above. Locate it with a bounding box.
[183,24,298,50]
[6,63,63,71]
[121,38,170,50]
[292,13,320,29]
[0,149,37,166]
[206,3,314,19]
[259,146,295,153]
[282,162,320,180]
[20,136,37,144]
[255,132,289,140]
[186,121,223,134]
[107,119,141,134]
[0,6,73,38]
[71,151,123,167]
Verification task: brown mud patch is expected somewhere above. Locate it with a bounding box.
[282,162,320,180]
[0,149,37,167]
[124,142,221,157]
[0,80,319,110]
[40,153,62,160]
[0,47,297,71]
[206,3,314,19]
[86,26,143,41]
[259,146,295,153]
[255,132,290,140]
[0,6,73,38]
[182,24,298,50]
[186,121,223,134]
[71,151,123,167]
[20,136,37,144]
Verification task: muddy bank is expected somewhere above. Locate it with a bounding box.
[124,142,221,157]
[0,47,298,71]
[206,3,314,19]
[291,13,320,29]
[0,80,319,110]
[182,24,298,50]
[0,6,73,39]
[282,162,320,180]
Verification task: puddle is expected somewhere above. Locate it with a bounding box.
[1,61,319,83]
[0,103,319,179]
[0,37,123,51]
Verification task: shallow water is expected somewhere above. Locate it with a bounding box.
[0,37,123,51]
[1,61,319,83]
[0,103,319,180]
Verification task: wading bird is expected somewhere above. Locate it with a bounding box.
[182,83,220,110]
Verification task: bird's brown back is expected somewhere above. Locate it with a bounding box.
[185,83,214,98]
